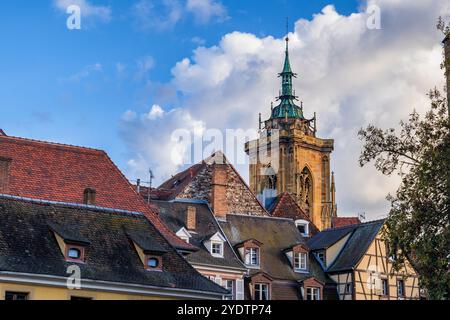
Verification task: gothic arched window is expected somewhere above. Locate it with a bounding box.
[296,167,313,215]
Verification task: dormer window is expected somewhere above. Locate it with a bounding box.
[294,252,308,272]
[68,248,81,259]
[145,256,162,271]
[316,251,326,266]
[204,232,226,258]
[126,230,168,272]
[295,219,310,237]
[211,242,223,257]
[245,248,260,267]
[176,227,192,244]
[49,222,89,264]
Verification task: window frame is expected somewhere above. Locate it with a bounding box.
[295,220,310,237]
[397,279,405,298]
[306,287,321,300]
[211,241,224,258]
[223,279,235,300]
[381,278,389,297]
[254,283,270,301]
[245,247,260,267]
[294,252,308,272]
[144,255,163,271]
[65,244,86,263]
[5,291,29,301]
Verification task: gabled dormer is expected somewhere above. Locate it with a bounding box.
[236,239,263,269]
[126,230,168,271]
[284,243,310,273]
[49,222,90,264]
[204,232,226,258]
[176,227,192,244]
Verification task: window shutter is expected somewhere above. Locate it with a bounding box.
[236,279,245,300]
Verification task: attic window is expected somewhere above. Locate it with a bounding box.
[294,252,308,272]
[316,251,326,266]
[66,245,85,263]
[245,248,260,267]
[211,242,224,257]
[295,219,310,237]
[83,188,96,205]
[145,255,162,271]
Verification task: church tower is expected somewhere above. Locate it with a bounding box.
[245,36,337,230]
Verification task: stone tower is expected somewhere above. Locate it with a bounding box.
[245,36,337,230]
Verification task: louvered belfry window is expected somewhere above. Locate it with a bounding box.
[0,158,11,193]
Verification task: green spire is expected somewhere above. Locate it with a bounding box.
[270,36,304,120]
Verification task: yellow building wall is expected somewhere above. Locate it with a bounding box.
[353,231,420,300]
[330,273,353,300]
[0,282,178,300]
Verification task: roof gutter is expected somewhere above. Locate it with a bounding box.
[0,272,227,300]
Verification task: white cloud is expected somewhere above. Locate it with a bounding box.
[120,106,205,182]
[131,0,183,31]
[53,0,111,22]
[186,0,228,24]
[135,56,155,80]
[62,63,103,82]
[121,0,449,220]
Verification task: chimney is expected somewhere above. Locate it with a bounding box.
[444,34,450,115]
[187,206,196,230]
[83,188,96,205]
[136,179,141,194]
[211,164,228,218]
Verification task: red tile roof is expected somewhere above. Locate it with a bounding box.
[331,217,361,228]
[0,134,194,251]
[269,192,319,236]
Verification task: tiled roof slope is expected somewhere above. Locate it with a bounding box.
[307,220,385,273]
[0,134,193,251]
[0,196,227,295]
[219,214,332,284]
[153,200,246,271]
[269,192,319,236]
[331,217,361,228]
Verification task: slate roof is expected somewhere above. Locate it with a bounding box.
[268,192,319,236]
[0,134,193,252]
[0,195,227,295]
[219,214,332,284]
[153,200,246,271]
[307,219,385,273]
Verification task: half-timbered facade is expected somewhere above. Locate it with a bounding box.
[307,220,420,300]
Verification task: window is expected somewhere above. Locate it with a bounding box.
[295,220,310,237]
[294,252,308,271]
[145,256,162,271]
[381,279,389,296]
[83,188,96,205]
[397,279,405,297]
[245,248,260,267]
[66,246,85,263]
[147,258,159,268]
[306,287,321,300]
[345,283,352,295]
[68,248,81,259]
[211,242,223,257]
[254,283,269,301]
[223,280,234,300]
[5,292,29,301]
[316,251,326,265]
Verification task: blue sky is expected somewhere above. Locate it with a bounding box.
[1,0,359,157]
[1,0,447,219]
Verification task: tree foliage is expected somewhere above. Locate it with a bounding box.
[358,21,450,300]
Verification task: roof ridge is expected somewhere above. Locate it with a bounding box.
[0,134,105,155]
[226,213,294,222]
